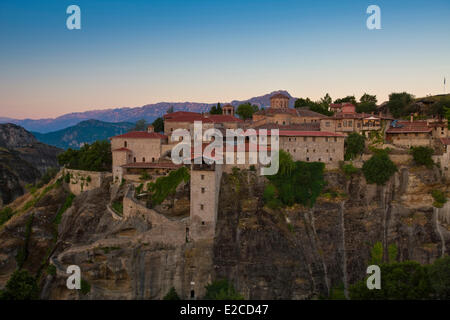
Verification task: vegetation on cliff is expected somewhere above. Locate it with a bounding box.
[57,140,112,172]
[411,146,434,168]
[362,149,397,185]
[264,150,325,208]
[344,133,365,160]
[0,269,39,300]
[147,166,190,206]
[203,279,244,300]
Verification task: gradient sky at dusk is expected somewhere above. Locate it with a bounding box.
[1,0,449,119]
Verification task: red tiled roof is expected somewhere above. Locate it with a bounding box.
[111,131,168,139]
[112,147,131,152]
[386,121,433,134]
[121,162,182,169]
[440,138,450,145]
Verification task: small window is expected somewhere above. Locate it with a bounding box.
[306,157,310,161]
[142,157,145,162]
[152,157,155,162]
[200,204,204,210]
[312,137,316,142]
[124,141,127,148]
[326,122,330,127]
[190,290,195,299]
[201,175,205,180]
[133,157,136,163]
[201,221,205,225]
[201,187,205,194]
[330,158,333,161]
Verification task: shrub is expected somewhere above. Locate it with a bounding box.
[135,183,144,195]
[341,163,359,177]
[80,279,91,295]
[267,150,325,207]
[428,256,450,299]
[139,171,151,181]
[147,167,190,206]
[431,190,447,208]
[0,269,39,300]
[249,165,256,172]
[163,287,180,300]
[47,264,56,276]
[345,133,365,160]
[362,151,397,185]
[112,201,123,215]
[64,172,71,183]
[0,207,14,225]
[203,279,244,300]
[411,146,434,168]
[53,193,75,226]
[349,261,432,300]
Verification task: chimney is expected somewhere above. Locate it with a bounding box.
[147,125,154,133]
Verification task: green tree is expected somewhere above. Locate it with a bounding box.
[209,103,223,115]
[362,150,397,185]
[236,102,258,120]
[370,242,383,265]
[295,97,333,116]
[57,141,112,172]
[411,146,434,168]
[345,133,365,160]
[204,279,244,300]
[266,150,326,207]
[152,117,164,133]
[357,93,377,113]
[349,261,432,300]
[386,92,415,118]
[163,287,181,300]
[428,256,450,299]
[0,269,39,300]
[334,95,357,105]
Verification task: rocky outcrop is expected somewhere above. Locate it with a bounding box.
[0,124,61,206]
[213,167,449,299]
[0,165,448,300]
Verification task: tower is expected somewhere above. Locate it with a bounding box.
[222,104,235,116]
[270,93,290,109]
[189,157,222,241]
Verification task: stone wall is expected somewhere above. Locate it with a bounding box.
[64,169,111,195]
[279,136,345,163]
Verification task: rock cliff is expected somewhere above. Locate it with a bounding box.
[0,124,61,206]
[0,165,448,300]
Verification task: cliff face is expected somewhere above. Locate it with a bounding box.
[0,124,61,206]
[0,165,448,300]
[213,167,450,299]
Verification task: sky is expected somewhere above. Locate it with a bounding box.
[0,0,449,119]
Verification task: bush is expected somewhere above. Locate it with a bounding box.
[139,171,151,181]
[147,167,190,206]
[111,201,123,215]
[80,279,91,295]
[203,279,244,300]
[349,261,432,300]
[0,207,14,225]
[431,190,447,208]
[163,287,181,300]
[345,133,365,160]
[0,269,39,300]
[428,256,450,299]
[411,146,434,168]
[267,151,325,207]
[341,163,359,177]
[53,193,75,226]
[362,151,397,185]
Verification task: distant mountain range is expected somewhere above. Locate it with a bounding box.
[0,90,297,133]
[32,119,135,149]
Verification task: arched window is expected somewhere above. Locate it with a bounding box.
[124,141,127,148]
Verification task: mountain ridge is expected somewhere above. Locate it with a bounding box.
[0,90,297,133]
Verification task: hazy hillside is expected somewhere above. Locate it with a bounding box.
[0,124,61,206]
[1,90,297,133]
[32,119,135,149]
